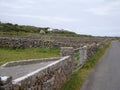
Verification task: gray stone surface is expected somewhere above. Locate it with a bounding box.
[0,37,108,90]
[0,76,12,86]
[81,41,120,90]
[2,57,60,67]
[0,56,73,90]
[0,36,106,48]
[0,61,55,80]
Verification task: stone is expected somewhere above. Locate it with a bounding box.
[0,76,12,86]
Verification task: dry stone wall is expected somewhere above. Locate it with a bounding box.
[2,57,60,67]
[74,39,108,68]
[0,47,74,90]
[0,37,60,48]
[0,56,73,90]
[0,36,105,48]
[0,36,109,90]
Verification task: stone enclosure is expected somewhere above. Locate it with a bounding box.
[0,36,108,90]
[0,36,105,48]
[0,51,73,90]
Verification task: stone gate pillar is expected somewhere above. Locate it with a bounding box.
[60,47,74,72]
[78,46,88,67]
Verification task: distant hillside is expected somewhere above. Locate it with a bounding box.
[0,21,92,37]
[0,22,48,33]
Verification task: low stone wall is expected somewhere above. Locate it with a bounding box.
[86,43,98,59]
[0,56,73,90]
[0,36,105,48]
[0,39,108,90]
[74,39,108,68]
[2,57,60,67]
[0,37,83,48]
[0,37,61,48]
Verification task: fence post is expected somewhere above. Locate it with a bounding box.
[61,47,74,72]
[78,46,88,67]
[78,47,84,66]
[83,46,88,60]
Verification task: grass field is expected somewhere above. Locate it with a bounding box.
[0,47,60,65]
[60,42,110,90]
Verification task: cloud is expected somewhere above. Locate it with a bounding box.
[0,0,35,9]
[0,0,120,36]
[0,13,77,23]
[77,25,120,36]
[85,1,120,15]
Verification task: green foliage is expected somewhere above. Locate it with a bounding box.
[74,51,80,69]
[0,47,60,65]
[0,22,49,34]
[50,29,76,34]
[0,21,93,37]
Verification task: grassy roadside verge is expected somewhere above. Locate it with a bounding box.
[0,47,60,65]
[60,42,111,90]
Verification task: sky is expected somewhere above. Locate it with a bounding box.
[0,0,120,36]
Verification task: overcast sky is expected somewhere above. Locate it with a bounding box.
[0,0,120,36]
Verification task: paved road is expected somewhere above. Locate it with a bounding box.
[81,41,120,90]
[0,61,55,80]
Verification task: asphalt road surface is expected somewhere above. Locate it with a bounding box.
[0,61,55,80]
[81,41,120,90]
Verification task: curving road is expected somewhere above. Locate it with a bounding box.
[81,41,120,90]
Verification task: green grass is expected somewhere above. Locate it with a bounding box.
[0,47,60,65]
[60,42,110,90]
[74,51,80,69]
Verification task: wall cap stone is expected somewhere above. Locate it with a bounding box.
[1,57,60,67]
[12,56,70,84]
